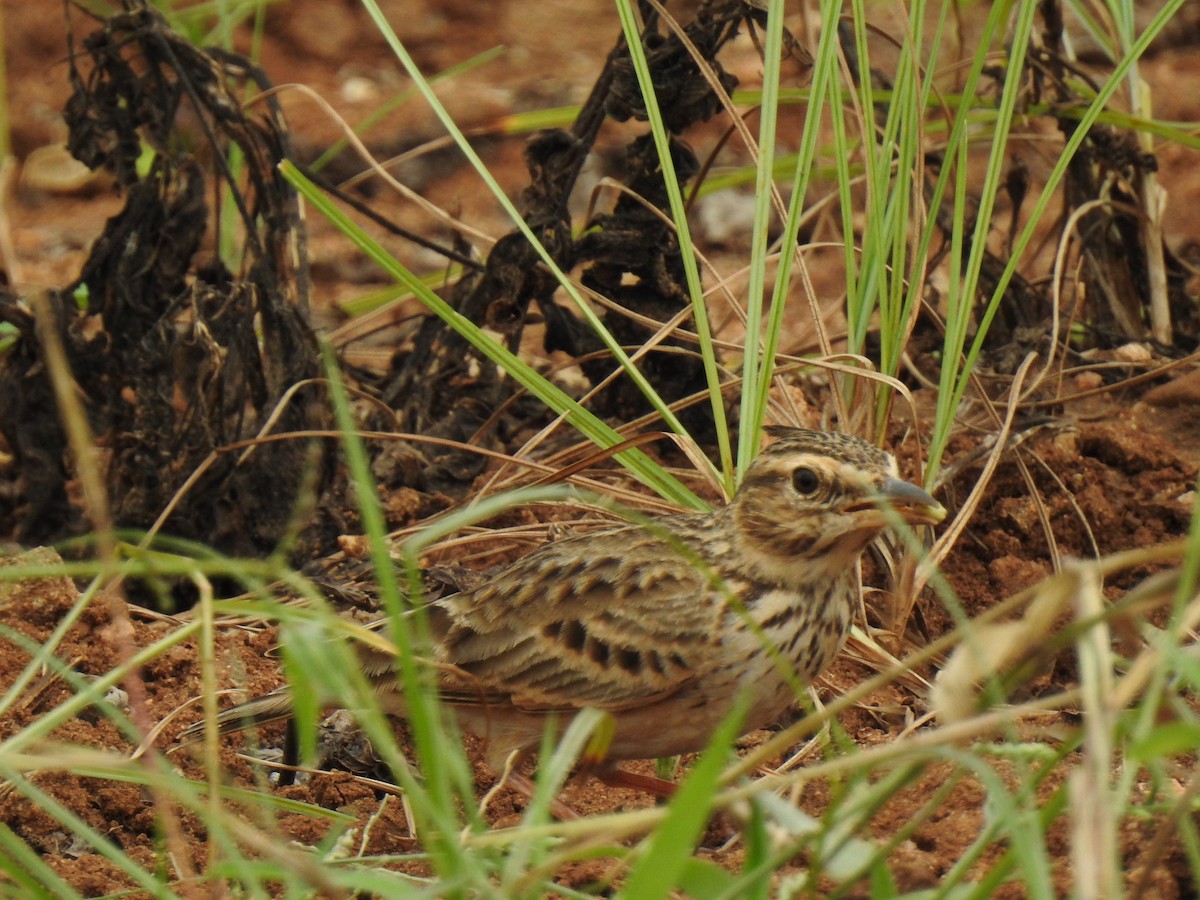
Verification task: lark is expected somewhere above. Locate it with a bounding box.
[182,427,943,792]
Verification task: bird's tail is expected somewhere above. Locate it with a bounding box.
[174,689,295,747]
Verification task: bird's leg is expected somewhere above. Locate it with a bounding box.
[280,718,299,786]
[477,747,581,821]
[499,763,678,821]
[590,764,678,798]
[504,771,581,821]
[576,715,679,797]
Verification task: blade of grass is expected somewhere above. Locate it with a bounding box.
[357,0,709,476]
[0,821,77,898]
[283,162,703,510]
[927,0,1190,476]
[0,764,175,898]
[746,0,869,453]
[732,0,783,471]
[318,343,487,875]
[309,45,507,172]
[610,1,735,489]
[617,698,746,899]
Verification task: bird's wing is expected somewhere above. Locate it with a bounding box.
[428,522,727,713]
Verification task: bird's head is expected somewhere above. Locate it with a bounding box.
[730,427,945,585]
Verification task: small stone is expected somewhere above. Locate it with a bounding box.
[1113,342,1152,363]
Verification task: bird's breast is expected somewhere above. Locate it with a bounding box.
[749,574,856,686]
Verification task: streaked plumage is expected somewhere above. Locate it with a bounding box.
[181,427,944,783]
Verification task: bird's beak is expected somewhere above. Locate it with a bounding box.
[876,476,946,526]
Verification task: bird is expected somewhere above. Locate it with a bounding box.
[179,427,944,795]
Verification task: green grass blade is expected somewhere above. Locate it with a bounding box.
[617,700,746,899]
[0,821,78,899]
[283,161,704,510]
[612,0,734,488]
[358,0,706,469]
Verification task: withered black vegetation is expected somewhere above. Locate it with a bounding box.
[2,0,1196,597]
[373,0,784,480]
[0,1,790,583]
[0,2,330,567]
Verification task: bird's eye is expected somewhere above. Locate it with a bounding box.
[791,466,820,495]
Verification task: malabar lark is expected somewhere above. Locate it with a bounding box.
[181,427,944,793]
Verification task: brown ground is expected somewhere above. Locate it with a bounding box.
[3,0,1200,896]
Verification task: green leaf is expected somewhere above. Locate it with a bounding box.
[617,700,746,900]
[675,857,738,899]
[281,161,705,512]
[1130,721,1200,762]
